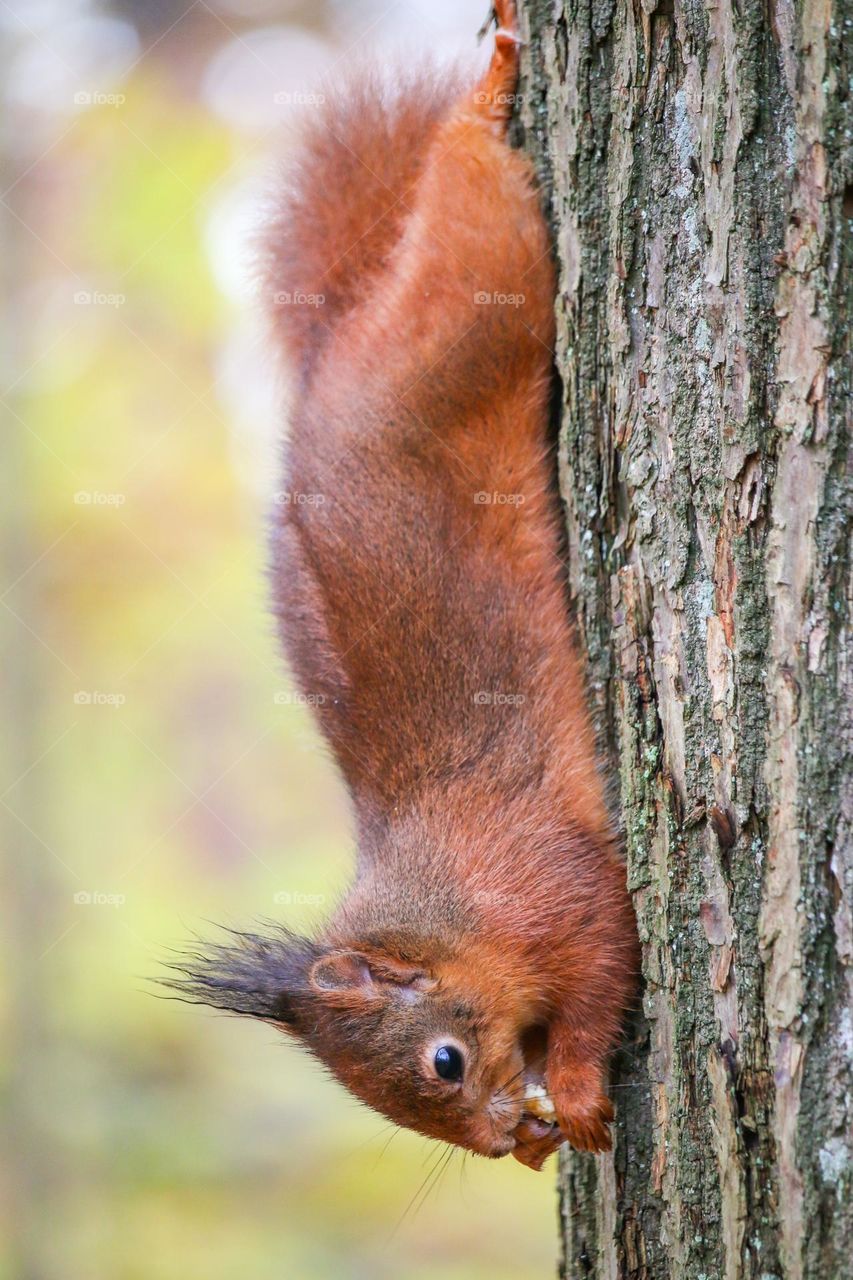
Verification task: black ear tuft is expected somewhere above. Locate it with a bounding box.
[160,925,320,1027]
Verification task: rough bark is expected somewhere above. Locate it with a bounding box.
[515,1,852,1277]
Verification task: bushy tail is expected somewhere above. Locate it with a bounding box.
[260,62,468,387]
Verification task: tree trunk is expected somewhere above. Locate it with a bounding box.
[515,1,852,1277]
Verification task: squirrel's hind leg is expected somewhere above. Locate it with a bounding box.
[469,0,522,135]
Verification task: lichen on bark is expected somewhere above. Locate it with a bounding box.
[516,0,852,1276]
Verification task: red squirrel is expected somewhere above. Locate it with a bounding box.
[171,0,639,1171]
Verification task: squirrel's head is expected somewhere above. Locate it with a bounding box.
[165,925,546,1160]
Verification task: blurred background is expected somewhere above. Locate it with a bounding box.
[0,1,556,1276]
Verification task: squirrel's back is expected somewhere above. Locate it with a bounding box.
[265,0,635,1097]
[260,57,611,839]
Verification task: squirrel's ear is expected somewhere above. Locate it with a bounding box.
[162,926,319,1030]
[309,951,434,1003]
[310,951,373,994]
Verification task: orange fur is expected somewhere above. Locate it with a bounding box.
[175,2,639,1171]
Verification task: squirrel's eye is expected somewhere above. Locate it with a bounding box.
[433,1044,464,1082]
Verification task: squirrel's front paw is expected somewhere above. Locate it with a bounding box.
[551,1088,614,1154]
